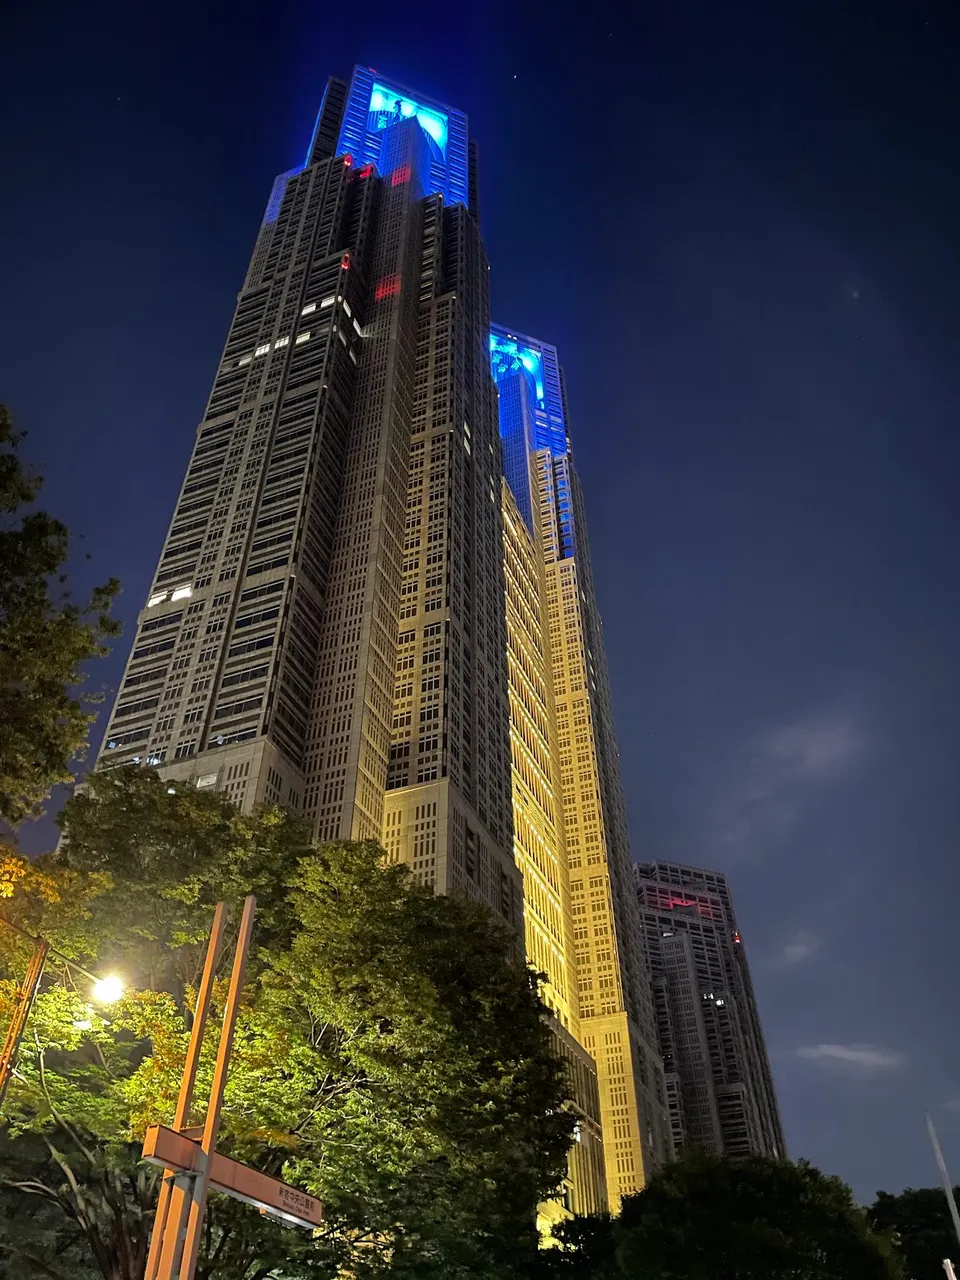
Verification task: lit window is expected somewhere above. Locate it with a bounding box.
[352,318,362,335]
[254,344,270,357]
[171,585,192,601]
[295,332,310,345]
[237,355,252,367]
[301,302,316,315]
[147,593,167,607]
[343,300,352,317]
[274,336,289,349]
[321,295,335,308]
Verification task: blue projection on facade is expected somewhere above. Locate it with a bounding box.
[490,326,574,546]
[368,84,448,160]
[334,68,469,208]
[489,327,568,459]
[489,334,545,406]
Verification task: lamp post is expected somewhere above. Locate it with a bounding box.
[0,916,123,1110]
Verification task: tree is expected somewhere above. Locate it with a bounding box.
[614,1153,904,1280]
[535,1213,619,1280]
[0,404,119,831]
[538,1152,905,1280]
[869,1187,960,1280]
[0,768,574,1279]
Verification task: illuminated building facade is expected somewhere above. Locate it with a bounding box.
[635,862,784,1159]
[94,64,640,1217]
[491,326,672,1209]
[97,66,520,930]
[501,480,606,1220]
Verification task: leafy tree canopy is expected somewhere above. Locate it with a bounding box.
[540,1151,905,1280]
[869,1185,960,1280]
[0,767,573,1280]
[0,404,119,832]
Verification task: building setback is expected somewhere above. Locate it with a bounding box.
[635,861,785,1159]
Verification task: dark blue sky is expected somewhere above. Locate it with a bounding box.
[3,0,959,1201]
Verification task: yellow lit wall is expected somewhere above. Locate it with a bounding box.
[501,481,608,1221]
[535,451,671,1210]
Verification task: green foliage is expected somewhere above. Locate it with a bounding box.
[868,1186,960,1280]
[0,404,119,831]
[538,1152,905,1280]
[0,769,573,1279]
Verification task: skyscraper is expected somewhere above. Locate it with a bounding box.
[99,68,520,930]
[490,328,672,1208]
[96,66,660,1215]
[635,861,785,1159]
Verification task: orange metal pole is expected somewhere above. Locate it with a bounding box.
[144,903,227,1280]
[155,895,256,1279]
[0,939,49,1111]
[178,894,256,1280]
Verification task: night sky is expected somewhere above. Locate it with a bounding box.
[3,0,960,1202]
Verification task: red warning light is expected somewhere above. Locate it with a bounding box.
[341,254,350,271]
[358,164,375,178]
[343,153,353,166]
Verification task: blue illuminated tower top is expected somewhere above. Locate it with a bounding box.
[307,67,471,209]
[490,324,574,543]
[489,325,569,458]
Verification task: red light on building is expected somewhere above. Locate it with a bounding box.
[391,163,411,187]
[733,931,741,944]
[375,274,401,300]
[341,254,350,271]
[343,153,353,166]
[358,164,375,178]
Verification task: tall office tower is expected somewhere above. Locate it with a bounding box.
[97,68,521,932]
[501,481,606,1221]
[635,861,785,1159]
[490,329,671,1209]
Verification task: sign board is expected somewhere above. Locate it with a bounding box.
[142,1125,323,1230]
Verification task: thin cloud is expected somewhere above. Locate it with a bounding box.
[713,710,868,860]
[779,931,822,965]
[795,1043,906,1073]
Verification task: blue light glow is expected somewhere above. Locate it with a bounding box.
[488,333,545,406]
[368,82,448,159]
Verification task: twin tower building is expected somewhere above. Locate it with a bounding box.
[98,68,783,1217]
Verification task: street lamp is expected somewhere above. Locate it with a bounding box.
[91,974,124,1005]
[0,916,124,1109]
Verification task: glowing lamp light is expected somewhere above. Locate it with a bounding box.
[92,975,124,1005]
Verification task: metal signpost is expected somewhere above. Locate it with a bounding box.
[0,936,49,1109]
[144,896,322,1280]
